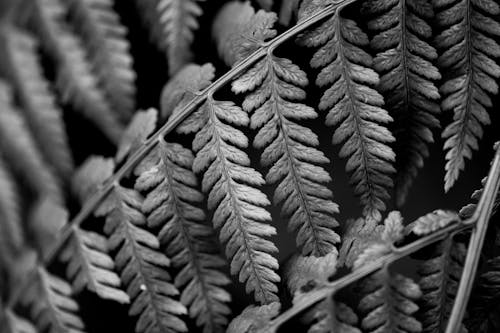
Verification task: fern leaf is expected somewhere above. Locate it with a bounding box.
[285,252,338,294]
[299,11,396,222]
[434,0,500,191]
[181,95,280,304]
[116,109,158,163]
[467,256,500,332]
[30,0,124,143]
[362,0,441,205]
[232,49,340,257]
[135,138,232,333]
[410,210,459,236]
[0,25,74,181]
[0,81,62,202]
[161,63,215,121]
[416,236,466,333]
[28,199,67,258]
[134,0,205,75]
[212,1,278,67]
[226,302,280,333]
[67,0,136,119]
[95,185,188,333]
[357,267,422,333]
[21,267,86,333]
[0,158,23,263]
[60,227,130,304]
[0,310,38,333]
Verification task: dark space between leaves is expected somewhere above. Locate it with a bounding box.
[0,0,500,332]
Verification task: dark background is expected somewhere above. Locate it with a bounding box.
[4,0,499,331]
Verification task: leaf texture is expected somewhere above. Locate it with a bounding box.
[226,302,280,333]
[116,109,158,163]
[0,81,62,202]
[410,210,459,236]
[72,156,115,204]
[357,267,422,333]
[338,217,383,268]
[434,0,500,191]
[233,50,340,257]
[300,11,396,222]
[21,267,86,333]
[362,0,441,205]
[95,185,188,333]
[60,227,130,304]
[30,0,124,143]
[67,0,136,120]
[134,0,205,75]
[416,236,466,333]
[135,138,232,333]
[0,25,74,182]
[0,310,38,333]
[181,96,281,304]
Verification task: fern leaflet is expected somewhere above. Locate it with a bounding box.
[95,185,188,333]
[136,137,232,333]
[226,302,280,333]
[0,25,74,182]
[299,10,396,222]
[362,0,441,205]
[0,81,62,202]
[29,0,124,143]
[416,236,466,333]
[434,0,500,191]
[60,227,130,304]
[229,12,340,257]
[179,94,281,304]
[21,267,86,333]
[67,0,136,120]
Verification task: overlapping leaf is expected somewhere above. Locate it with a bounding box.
[299,11,396,222]
[136,137,232,333]
[363,0,441,205]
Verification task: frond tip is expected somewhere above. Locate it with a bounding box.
[300,11,396,222]
[434,0,500,191]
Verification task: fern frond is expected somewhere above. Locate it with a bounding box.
[357,267,422,333]
[67,0,136,120]
[212,1,278,67]
[299,11,396,222]
[0,81,62,202]
[30,0,124,143]
[467,256,500,332]
[180,95,280,304]
[135,138,232,333]
[285,252,338,294]
[434,0,500,191]
[226,302,280,333]
[416,236,466,333]
[233,48,340,257]
[338,218,383,268]
[71,156,115,204]
[134,0,205,75]
[60,227,130,304]
[0,309,37,333]
[362,0,441,205]
[0,158,23,263]
[21,267,86,333]
[0,25,74,182]
[95,185,188,333]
